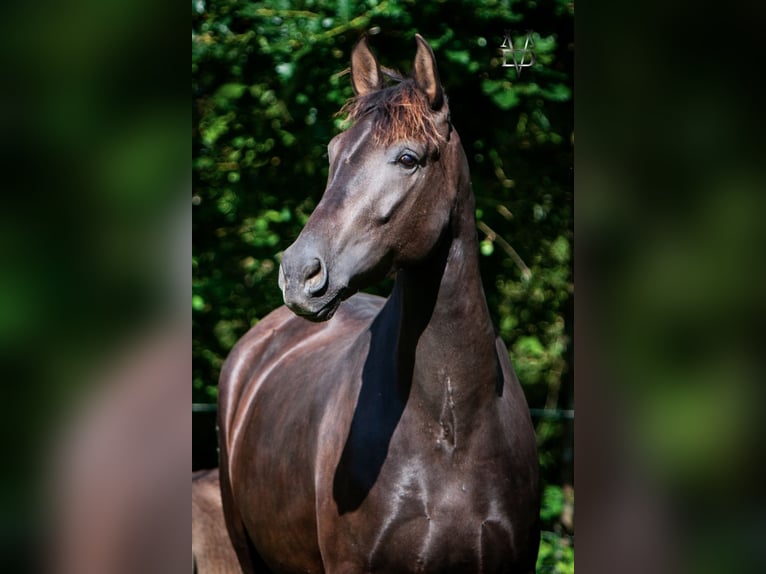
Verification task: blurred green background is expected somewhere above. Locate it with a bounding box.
[192,0,574,571]
[0,0,762,571]
[0,0,760,571]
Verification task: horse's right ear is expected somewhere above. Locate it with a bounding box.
[351,35,382,96]
[412,34,444,111]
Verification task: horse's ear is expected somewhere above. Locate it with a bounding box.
[412,34,444,110]
[351,35,382,96]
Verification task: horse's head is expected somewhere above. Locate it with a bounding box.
[279,35,457,321]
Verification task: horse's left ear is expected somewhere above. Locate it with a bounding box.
[412,34,444,111]
[351,35,382,96]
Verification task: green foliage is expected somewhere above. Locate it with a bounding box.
[537,484,575,574]
[538,533,575,574]
[193,4,572,567]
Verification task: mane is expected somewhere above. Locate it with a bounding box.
[337,70,445,148]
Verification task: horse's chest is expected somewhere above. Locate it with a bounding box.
[331,470,517,573]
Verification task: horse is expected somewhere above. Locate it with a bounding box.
[218,34,540,573]
[192,468,242,573]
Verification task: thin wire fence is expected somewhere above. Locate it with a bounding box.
[193,403,574,419]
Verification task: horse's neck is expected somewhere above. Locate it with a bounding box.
[390,146,499,426]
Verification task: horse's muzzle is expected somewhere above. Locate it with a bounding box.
[279,248,341,322]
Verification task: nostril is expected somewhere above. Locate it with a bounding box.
[304,258,320,283]
[304,257,328,295]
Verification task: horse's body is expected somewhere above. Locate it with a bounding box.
[192,468,242,573]
[219,35,540,574]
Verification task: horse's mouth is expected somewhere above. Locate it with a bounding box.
[301,298,342,322]
[289,289,350,323]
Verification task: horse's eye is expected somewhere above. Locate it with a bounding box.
[397,153,419,170]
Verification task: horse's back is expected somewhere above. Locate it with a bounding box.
[192,468,242,573]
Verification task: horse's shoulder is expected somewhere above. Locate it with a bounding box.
[337,291,387,320]
[220,293,385,401]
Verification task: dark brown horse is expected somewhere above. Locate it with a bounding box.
[218,34,540,574]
